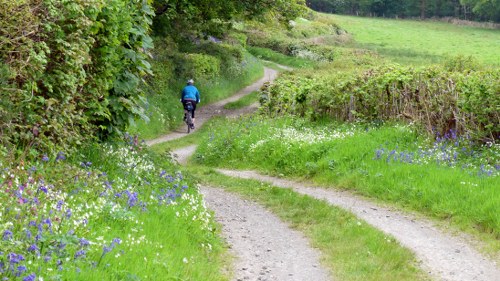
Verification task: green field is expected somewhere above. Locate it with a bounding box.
[329,14,500,66]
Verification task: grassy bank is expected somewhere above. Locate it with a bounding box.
[193,117,500,254]
[0,140,228,280]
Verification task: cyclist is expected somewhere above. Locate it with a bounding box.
[181,79,200,129]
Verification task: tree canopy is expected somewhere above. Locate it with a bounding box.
[152,0,306,37]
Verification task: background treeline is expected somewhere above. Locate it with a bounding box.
[306,0,500,22]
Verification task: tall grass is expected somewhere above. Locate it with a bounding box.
[194,117,500,251]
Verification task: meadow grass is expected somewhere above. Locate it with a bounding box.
[186,166,428,281]
[193,116,500,256]
[129,51,264,140]
[223,91,259,110]
[327,14,500,66]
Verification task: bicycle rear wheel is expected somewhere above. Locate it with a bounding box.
[186,112,193,133]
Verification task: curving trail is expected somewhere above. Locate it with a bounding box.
[149,66,500,281]
[215,169,500,281]
[145,67,279,146]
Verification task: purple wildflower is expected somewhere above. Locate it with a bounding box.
[74,250,86,259]
[16,265,27,277]
[56,152,66,161]
[79,238,90,247]
[2,230,13,241]
[56,200,64,211]
[42,155,49,162]
[27,244,38,253]
[65,208,72,219]
[23,274,36,281]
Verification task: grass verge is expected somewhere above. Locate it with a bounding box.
[247,46,317,68]
[193,116,500,257]
[187,166,428,281]
[0,141,229,280]
[223,91,260,110]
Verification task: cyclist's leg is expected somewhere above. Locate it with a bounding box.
[191,103,197,127]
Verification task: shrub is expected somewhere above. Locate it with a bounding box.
[261,65,500,141]
[0,0,154,156]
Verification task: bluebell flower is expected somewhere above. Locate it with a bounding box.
[25,230,32,240]
[2,230,13,241]
[80,238,90,247]
[23,274,36,281]
[42,155,49,162]
[42,218,52,227]
[56,200,64,211]
[27,244,38,253]
[16,265,27,277]
[66,208,72,219]
[74,250,86,259]
[56,152,66,161]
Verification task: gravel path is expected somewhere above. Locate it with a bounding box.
[145,67,279,146]
[201,186,331,281]
[215,169,500,281]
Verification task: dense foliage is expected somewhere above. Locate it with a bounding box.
[260,64,499,141]
[307,0,500,22]
[0,0,154,155]
[152,0,307,38]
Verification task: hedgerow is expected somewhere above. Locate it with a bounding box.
[0,0,154,156]
[260,64,499,141]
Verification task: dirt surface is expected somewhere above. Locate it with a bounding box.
[145,67,279,146]
[201,186,331,281]
[215,169,500,281]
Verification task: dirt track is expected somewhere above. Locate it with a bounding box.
[150,67,500,281]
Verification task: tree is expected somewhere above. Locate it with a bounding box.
[152,0,307,38]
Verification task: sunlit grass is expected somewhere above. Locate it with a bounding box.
[194,117,500,255]
[223,91,259,110]
[328,14,500,66]
[247,46,317,68]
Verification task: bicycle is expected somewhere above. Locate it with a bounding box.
[184,102,195,133]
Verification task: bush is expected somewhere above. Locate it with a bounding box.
[0,0,154,156]
[182,53,221,81]
[261,65,500,141]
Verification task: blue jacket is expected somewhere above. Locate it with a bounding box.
[181,85,200,103]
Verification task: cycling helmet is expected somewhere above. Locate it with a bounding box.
[187,79,194,84]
